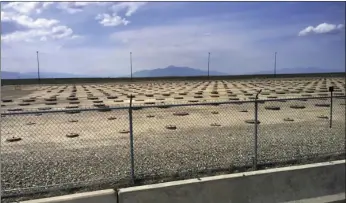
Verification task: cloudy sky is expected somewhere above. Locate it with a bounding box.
[1,2,345,77]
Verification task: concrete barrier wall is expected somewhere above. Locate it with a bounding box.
[118,160,345,203]
[21,160,345,203]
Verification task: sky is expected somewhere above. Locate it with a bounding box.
[1,1,345,77]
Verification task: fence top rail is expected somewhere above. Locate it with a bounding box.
[1,95,345,116]
[130,95,344,108]
[1,105,130,116]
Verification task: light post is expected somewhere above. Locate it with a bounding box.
[36,51,41,85]
[207,52,211,80]
[274,52,277,77]
[130,52,133,81]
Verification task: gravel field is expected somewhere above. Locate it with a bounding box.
[1,119,345,202]
[1,77,345,202]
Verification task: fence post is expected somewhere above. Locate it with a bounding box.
[253,89,262,170]
[128,96,135,184]
[329,86,334,128]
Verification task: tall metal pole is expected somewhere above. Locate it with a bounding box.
[207,52,210,80]
[330,91,333,128]
[253,89,262,170]
[329,86,334,128]
[128,95,135,184]
[274,52,277,78]
[130,52,133,81]
[36,51,41,85]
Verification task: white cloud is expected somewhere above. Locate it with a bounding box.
[3,2,146,28]
[42,2,54,8]
[1,2,78,43]
[1,11,59,29]
[36,2,54,14]
[56,2,110,14]
[95,13,130,27]
[2,2,41,14]
[51,25,73,39]
[95,2,146,27]
[57,3,84,14]
[298,22,345,36]
[1,25,74,42]
[1,11,11,21]
[111,2,147,17]
[2,2,54,15]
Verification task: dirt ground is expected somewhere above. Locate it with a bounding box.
[1,85,38,100]
[1,77,345,110]
[1,77,344,148]
[0,77,345,200]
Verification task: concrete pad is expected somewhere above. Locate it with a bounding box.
[21,189,117,203]
[118,160,345,203]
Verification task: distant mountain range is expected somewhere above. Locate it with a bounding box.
[132,65,226,77]
[254,67,344,75]
[1,66,343,79]
[1,71,91,79]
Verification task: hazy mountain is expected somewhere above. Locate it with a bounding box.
[1,71,90,79]
[132,65,226,77]
[254,67,344,75]
[1,66,343,80]
[1,71,21,79]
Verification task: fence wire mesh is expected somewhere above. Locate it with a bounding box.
[1,94,345,200]
[256,96,345,165]
[132,101,255,181]
[1,107,132,197]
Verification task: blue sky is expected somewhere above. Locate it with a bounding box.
[1,2,345,77]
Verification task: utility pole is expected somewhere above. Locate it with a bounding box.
[130,52,133,81]
[207,52,210,80]
[36,51,41,85]
[274,52,277,77]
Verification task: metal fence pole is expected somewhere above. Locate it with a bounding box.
[128,96,135,184]
[329,88,333,128]
[253,89,262,170]
[253,100,258,170]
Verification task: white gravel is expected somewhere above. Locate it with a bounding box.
[1,118,345,202]
[1,77,345,202]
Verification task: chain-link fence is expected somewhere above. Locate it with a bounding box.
[132,101,255,182]
[1,107,132,198]
[1,95,345,200]
[256,96,345,167]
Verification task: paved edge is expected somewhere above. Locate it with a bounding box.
[284,193,345,203]
[21,189,117,203]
